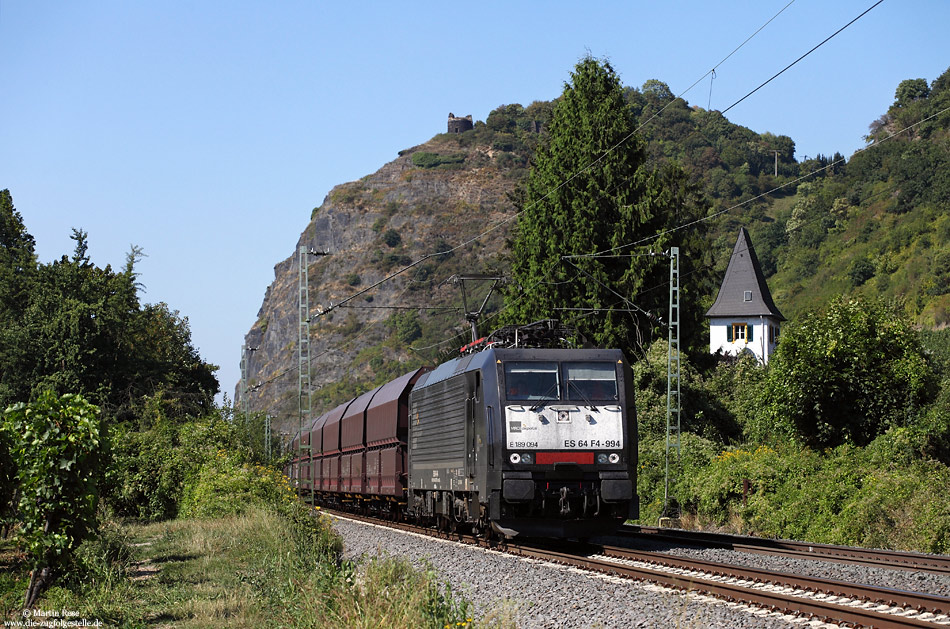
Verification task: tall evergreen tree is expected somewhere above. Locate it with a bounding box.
[504,57,712,357]
[0,190,38,404]
[0,190,36,306]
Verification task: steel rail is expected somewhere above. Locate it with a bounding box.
[596,543,950,616]
[507,543,949,629]
[621,525,950,576]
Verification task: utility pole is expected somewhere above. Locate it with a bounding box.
[240,344,248,425]
[772,150,780,177]
[297,245,312,495]
[663,247,681,523]
[298,245,329,495]
[264,415,272,462]
[240,345,256,427]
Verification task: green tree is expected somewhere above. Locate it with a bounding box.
[0,190,36,307]
[18,232,142,411]
[126,303,219,424]
[3,227,218,420]
[2,391,101,607]
[641,78,674,102]
[504,57,712,356]
[894,78,930,107]
[750,297,937,448]
[0,190,37,405]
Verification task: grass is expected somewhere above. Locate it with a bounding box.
[36,509,297,627]
[2,506,483,628]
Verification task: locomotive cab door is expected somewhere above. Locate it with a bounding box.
[466,372,477,479]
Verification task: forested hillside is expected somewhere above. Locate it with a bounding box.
[760,71,950,323]
[623,67,950,329]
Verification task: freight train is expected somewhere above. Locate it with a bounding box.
[286,324,638,538]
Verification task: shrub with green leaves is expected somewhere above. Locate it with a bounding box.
[178,447,343,562]
[179,451,289,518]
[411,151,465,169]
[381,228,401,248]
[636,433,719,524]
[749,297,937,447]
[2,391,101,605]
[633,340,744,444]
[642,431,950,553]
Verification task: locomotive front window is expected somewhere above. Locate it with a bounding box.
[505,362,559,401]
[564,362,618,401]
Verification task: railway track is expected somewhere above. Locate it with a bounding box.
[530,540,950,628]
[621,525,950,576]
[324,509,950,627]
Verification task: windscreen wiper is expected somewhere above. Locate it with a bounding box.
[529,382,559,412]
[568,380,599,412]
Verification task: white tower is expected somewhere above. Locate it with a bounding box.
[706,228,785,364]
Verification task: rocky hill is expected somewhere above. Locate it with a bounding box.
[236,117,540,431]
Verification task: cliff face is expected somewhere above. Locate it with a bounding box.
[237,132,525,432]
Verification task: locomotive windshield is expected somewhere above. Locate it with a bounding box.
[505,362,559,401]
[564,362,618,401]
[504,360,618,401]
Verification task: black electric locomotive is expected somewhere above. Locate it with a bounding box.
[407,345,637,538]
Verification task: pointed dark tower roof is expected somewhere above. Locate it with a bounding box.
[705,227,785,321]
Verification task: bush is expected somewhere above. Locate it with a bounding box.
[649,433,950,553]
[636,433,719,524]
[749,297,938,448]
[379,253,411,270]
[381,229,402,248]
[105,422,186,520]
[2,392,102,606]
[632,341,743,444]
[411,152,465,169]
[180,451,289,519]
[387,311,422,345]
[104,412,251,521]
[848,257,875,286]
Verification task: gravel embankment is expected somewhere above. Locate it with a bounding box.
[330,516,847,628]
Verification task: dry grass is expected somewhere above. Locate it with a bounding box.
[19,506,477,628]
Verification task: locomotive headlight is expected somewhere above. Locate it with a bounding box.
[596,453,609,464]
[608,453,621,464]
[521,453,533,464]
[509,453,522,464]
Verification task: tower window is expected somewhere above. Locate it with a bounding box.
[728,323,750,343]
[744,290,753,301]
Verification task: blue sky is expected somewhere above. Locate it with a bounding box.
[2,1,948,403]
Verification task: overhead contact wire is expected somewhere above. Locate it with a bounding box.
[722,0,884,114]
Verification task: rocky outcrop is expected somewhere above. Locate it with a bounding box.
[237,133,521,434]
